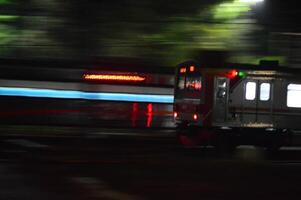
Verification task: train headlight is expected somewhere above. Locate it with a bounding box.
[193,114,198,121]
[173,112,178,118]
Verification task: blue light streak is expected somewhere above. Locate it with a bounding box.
[0,87,174,103]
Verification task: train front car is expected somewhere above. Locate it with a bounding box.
[174,61,203,125]
[173,61,238,148]
[173,60,301,152]
[173,61,215,147]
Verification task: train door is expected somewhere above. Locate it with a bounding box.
[213,77,229,123]
[242,78,273,126]
[256,80,273,125]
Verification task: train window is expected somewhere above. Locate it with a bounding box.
[287,84,301,108]
[186,76,202,90]
[245,82,256,100]
[260,83,270,101]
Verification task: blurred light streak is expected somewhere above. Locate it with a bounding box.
[0,87,82,99]
[83,92,173,103]
[131,103,139,127]
[0,15,20,21]
[0,87,174,103]
[213,1,251,20]
[239,0,264,3]
[83,74,146,82]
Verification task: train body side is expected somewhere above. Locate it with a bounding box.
[224,72,301,130]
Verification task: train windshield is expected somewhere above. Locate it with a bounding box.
[176,67,202,98]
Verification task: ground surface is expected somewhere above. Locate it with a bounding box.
[0,127,301,200]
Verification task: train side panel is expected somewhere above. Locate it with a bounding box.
[215,74,301,130]
[274,79,301,129]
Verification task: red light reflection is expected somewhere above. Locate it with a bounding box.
[146,103,153,128]
[131,103,139,127]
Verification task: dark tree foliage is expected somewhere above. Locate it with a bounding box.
[0,0,300,67]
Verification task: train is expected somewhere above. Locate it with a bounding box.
[173,60,301,151]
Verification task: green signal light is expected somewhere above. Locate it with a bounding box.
[238,71,247,77]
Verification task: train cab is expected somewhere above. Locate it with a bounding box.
[173,62,204,126]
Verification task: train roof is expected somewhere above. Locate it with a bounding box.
[177,60,301,75]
